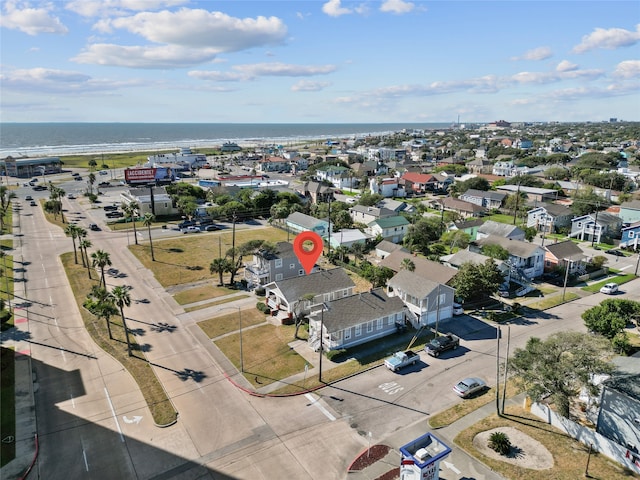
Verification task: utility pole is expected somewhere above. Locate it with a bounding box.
[231,213,237,271]
[496,326,501,416]
[512,179,521,225]
[591,202,600,247]
[562,259,572,301]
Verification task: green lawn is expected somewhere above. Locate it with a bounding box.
[173,284,236,305]
[582,274,637,292]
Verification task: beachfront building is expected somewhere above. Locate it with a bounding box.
[1,156,62,178]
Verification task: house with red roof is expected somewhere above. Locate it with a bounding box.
[401,172,436,194]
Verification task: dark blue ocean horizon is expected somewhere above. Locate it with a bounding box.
[0,122,452,158]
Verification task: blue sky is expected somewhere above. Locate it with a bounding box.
[1,0,639,123]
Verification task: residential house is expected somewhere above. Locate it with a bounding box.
[264,268,355,320]
[495,185,559,203]
[493,160,516,177]
[244,241,314,287]
[471,235,545,291]
[366,216,410,243]
[307,288,408,351]
[620,200,640,224]
[401,172,436,194]
[375,240,405,260]
[387,270,456,327]
[431,172,455,192]
[620,221,640,250]
[554,180,581,197]
[315,165,352,189]
[379,250,458,285]
[350,161,377,179]
[569,212,623,243]
[377,198,415,215]
[327,228,372,250]
[476,220,525,241]
[349,205,396,225]
[543,240,587,275]
[120,186,179,217]
[459,189,507,210]
[301,181,333,204]
[285,211,331,236]
[257,156,291,173]
[526,203,574,234]
[437,197,487,218]
[369,177,407,198]
[450,218,484,241]
[441,249,509,280]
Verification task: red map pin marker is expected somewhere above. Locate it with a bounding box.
[293,231,323,275]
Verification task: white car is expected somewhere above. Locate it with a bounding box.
[599,283,619,295]
[183,226,201,234]
[453,303,464,316]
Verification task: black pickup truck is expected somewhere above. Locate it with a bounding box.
[425,333,460,357]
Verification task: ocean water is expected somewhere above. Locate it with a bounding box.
[0,122,450,158]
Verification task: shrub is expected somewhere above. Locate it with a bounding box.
[488,431,511,455]
[256,302,269,313]
[255,287,266,297]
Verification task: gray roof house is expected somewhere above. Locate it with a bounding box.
[264,268,355,319]
[543,240,587,275]
[459,189,507,209]
[387,270,456,328]
[620,199,640,224]
[442,249,507,273]
[526,203,574,234]
[471,234,545,287]
[375,240,406,259]
[569,212,623,244]
[476,220,525,241]
[307,288,409,351]
[244,241,314,287]
[285,211,331,236]
[379,250,458,285]
[349,204,396,225]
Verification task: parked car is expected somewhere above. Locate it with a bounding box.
[183,226,201,234]
[384,350,419,372]
[425,333,460,357]
[89,223,100,231]
[453,377,487,398]
[605,249,625,257]
[106,211,124,218]
[599,283,619,295]
[30,201,37,207]
[202,224,220,231]
[98,182,111,187]
[99,170,108,175]
[25,195,33,201]
[67,193,76,199]
[103,205,118,211]
[71,172,80,177]
[452,303,464,316]
[74,176,82,181]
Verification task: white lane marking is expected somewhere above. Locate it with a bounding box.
[304,393,336,421]
[59,348,66,362]
[620,265,632,270]
[70,394,76,409]
[104,387,125,442]
[443,460,461,474]
[82,449,89,471]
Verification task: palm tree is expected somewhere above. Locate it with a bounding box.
[0,186,16,232]
[64,224,81,263]
[209,257,230,286]
[109,285,133,356]
[122,201,140,245]
[334,245,349,263]
[350,242,366,266]
[87,285,117,339]
[79,238,92,276]
[88,172,96,195]
[400,258,415,272]
[142,213,156,261]
[91,249,112,288]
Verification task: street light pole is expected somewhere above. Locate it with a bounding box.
[562,259,572,301]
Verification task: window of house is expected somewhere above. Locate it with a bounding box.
[577,222,582,228]
[630,231,635,238]
[377,318,383,330]
[275,273,283,281]
[344,329,351,340]
[342,288,350,297]
[355,325,361,336]
[298,270,304,276]
[438,292,446,305]
[289,263,295,269]
[275,259,282,268]
[323,293,331,303]
[367,321,373,333]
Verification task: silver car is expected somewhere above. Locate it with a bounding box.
[453,377,487,398]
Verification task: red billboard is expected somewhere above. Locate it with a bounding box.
[125,168,156,183]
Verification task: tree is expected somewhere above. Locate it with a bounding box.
[109,285,133,357]
[293,293,316,339]
[0,186,16,232]
[64,224,81,264]
[85,285,117,339]
[350,242,366,265]
[509,332,614,418]
[523,226,537,242]
[79,238,92,277]
[571,187,603,217]
[121,201,140,245]
[91,249,112,288]
[88,158,97,170]
[400,258,415,272]
[403,217,441,255]
[209,257,230,286]
[87,172,96,195]
[450,259,503,301]
[582,299,640,348]
[357,191,383,206]
[441,230,470,253]
[142,213,156,261]
[481,244,510,261]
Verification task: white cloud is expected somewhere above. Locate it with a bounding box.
[380,0,415,14]
[0,0,68,35]
[612,60,640,79]
[105,9,288,51]
[572,24,640,53]
[65,0,188,18]
[512,68,603,84]
[291,80,331,92]
[511,46,552,61]
[188,71,250,82]
[0,67,142,93]
[189,63,337,82]
[556,60,578,72]
[322,0,352,17]
[72,43,220,69]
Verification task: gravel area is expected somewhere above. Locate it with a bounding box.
[473,427,554,470]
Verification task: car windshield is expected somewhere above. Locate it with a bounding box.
[456,381,470,391]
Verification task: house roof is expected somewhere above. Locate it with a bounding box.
[544,240,586,262]
[286,211,327,230]
[461,189,507,201]
[402,172,435,183]
[303,180,332,195]
[495,185,558,195]
[350,205,395,218]
[444,250,504,269]
[622,221,640,231]
[438,197,486,213]
[473,234,543,258]
[259,241,295,260]
[478,220,524,238]
[454,218,485,230]
[266,268,355,304]
[312,288,406,333]
[530,202,572,217]
[377,198,413,213]
[375,240,406,254]
[387,270,451,300]
[621,199,640,211]
[379,250,457,284]
[368,216,410,228]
